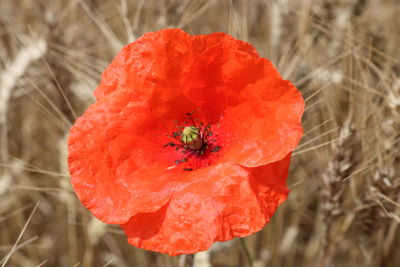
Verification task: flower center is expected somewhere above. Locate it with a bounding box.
[181,126,203,151]
[163,112,221,171]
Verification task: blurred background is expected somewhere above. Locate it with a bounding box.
[0,0,399,266]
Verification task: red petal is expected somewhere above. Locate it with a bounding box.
[94,29,196,129]
[183,40,304,166]
[68,90,180,224]
[183,38,264,123]
[94,29,191,100]
[220,77,304,167]
[94,29,261,129]
[121,156,290,256]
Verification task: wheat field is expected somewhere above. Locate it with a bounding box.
[0,0,399,266]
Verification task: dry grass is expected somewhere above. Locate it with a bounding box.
[0,0,399,266]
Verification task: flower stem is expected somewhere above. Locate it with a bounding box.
[240,238,254,267]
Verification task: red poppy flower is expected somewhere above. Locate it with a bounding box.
[68,28,304,256]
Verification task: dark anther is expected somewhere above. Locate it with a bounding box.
[175,160,181,164]
[163,142,176,147]
[183,168,194,171]
[211,146,221,152]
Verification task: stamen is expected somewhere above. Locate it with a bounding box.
[211,146,221,152]
[163,112,222,171]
